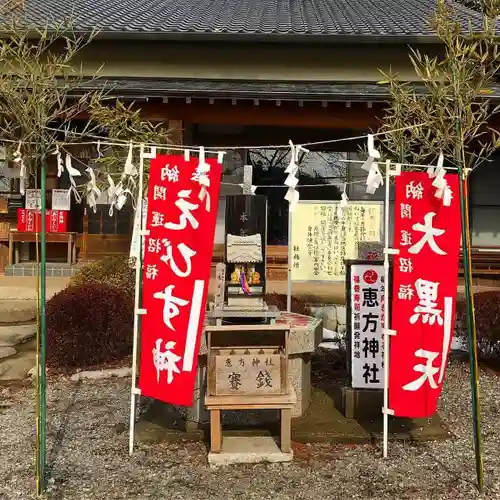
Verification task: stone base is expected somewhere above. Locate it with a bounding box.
[342,387,384,421]
[208,436,293,466]
[289,354,311,417]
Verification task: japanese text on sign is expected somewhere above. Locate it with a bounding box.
[138,155,222,407]
[214,353,281,395]
[51,189,71,211]
[291,202,383,282]
[25,189,41,210]
[389,172,461,419]
[349,263,385,389]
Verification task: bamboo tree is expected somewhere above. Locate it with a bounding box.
[0,21,169,494]
[377,0,500,490]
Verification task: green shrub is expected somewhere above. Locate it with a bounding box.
[47,284,134,369]
[265,292,312,316]
[72,256,135,298]
[455,291,500,359]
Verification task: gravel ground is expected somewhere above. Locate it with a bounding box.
[1,358,499,500]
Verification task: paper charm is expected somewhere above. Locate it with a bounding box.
[365,163,384,194]
[64,153,81,177]
[361,134,381,172]
[116,189,131,210]
[192,146,213,211]
[339,190,349,210]
[284,140,308,212]
[184,148,190,161]
[13,141,26,196]
[217,151,226,164]
[124,141,137,176]
[107,175,118,215]
[428,151,444,178]
[361,134,384,194]
[61,153,82,203]
[53,145,64,177]
[86,166,101,213]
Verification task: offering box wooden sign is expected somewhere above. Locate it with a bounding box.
[206,324,290,398]
[212,349,284,396]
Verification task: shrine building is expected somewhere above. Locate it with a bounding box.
[0,0,499,286]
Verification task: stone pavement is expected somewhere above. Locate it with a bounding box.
[0,276,69,301]
[0,306,37,383]
[135,385,450,446]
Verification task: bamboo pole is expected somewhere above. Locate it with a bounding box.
[35,170,42,496]
[455,119,484,491]
[38,147,48,494]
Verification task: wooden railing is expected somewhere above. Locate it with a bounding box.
[460,248,500,276]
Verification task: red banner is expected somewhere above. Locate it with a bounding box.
[17,209,69,232]
[389,171,461,418]
[139,154,222,406]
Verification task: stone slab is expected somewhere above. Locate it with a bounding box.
[208,436,293,466]
[199,312,322,356]
[0,347,17,360]
[0,301,36,324]
[70,367,131,381]
[342,387,384,421]
[0,351,35,381]
[0,324,36,347]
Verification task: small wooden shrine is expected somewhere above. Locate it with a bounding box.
[205,183,295,463]
[209,189,279,326]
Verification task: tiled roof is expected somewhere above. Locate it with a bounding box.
[75,77,500,101]
[12,0,486,41]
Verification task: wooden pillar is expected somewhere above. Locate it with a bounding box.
[168,120,184,150]
[80,208,88,261]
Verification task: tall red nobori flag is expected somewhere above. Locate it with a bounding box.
[389,171,461,418]
[139,154,222,406]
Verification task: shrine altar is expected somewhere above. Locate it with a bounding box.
[185,311,323,429]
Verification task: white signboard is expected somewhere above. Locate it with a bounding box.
[51,189,71,211]
[130,198,148,261]
[291,201,383,282]
[25,189,41,209]
[349,263,385,389]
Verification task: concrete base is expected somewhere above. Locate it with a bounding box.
[208,436,293,466]
[342,387,384,421]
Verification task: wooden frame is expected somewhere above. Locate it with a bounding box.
[206,323,290,396]
[205,391,295,454]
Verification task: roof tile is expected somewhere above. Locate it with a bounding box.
[12,0,487,39]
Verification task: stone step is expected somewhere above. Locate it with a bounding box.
[0,347,17,360]
[0,350,35,382]
[0,301,36,324]
[0,323,36,347]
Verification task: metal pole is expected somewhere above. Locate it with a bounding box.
[455,125,484,490]
[38,145,47,494]
[382,160,391,459]
[287,206,292,312]
[129,144,146,455]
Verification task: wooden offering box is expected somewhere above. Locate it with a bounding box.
[205,323,294,457]
[206,324,290,398]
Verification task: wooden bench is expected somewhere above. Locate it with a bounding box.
[8,230,77,265]
[205,386,297,454]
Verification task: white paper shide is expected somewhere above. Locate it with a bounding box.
[350,263,385,389]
